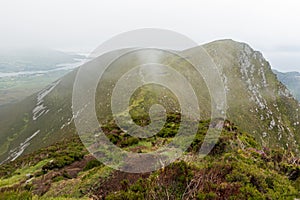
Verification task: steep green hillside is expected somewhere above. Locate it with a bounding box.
[201,40,300,153]
[0,39,300,165]
[0,119,299,199]
[0,71,76,164]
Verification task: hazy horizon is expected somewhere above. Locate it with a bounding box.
[0,0,300,72]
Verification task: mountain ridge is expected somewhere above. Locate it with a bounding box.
[0,39,299,164]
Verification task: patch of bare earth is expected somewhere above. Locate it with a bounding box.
[32,154,95,195]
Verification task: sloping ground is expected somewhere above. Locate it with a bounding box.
[0,119,299,200]
[201,40,300,152]
[1,40,300,165]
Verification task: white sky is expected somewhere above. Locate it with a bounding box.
[0,0,299,72]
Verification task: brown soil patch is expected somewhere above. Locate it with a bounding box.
[32,154,95,195]
[94,170,150,199]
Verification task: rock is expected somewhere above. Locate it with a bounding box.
[26,173,33,179]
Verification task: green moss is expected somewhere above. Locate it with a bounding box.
[197,191,218,200]
[52,175,64,182]
[83,159,102,171]
[0,190,32,200]
[106,190,145,200]
[0,159,50,188]
[120,137,139,147]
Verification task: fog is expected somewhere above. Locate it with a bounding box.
[0,0,299,71]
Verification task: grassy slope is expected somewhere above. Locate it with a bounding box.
[201,40,300,152]
[0,40,300,200]
[1,40,300,165]
[0,118,299,200]
[0,71,77,163]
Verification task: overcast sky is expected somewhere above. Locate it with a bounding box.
[0,0,299,72]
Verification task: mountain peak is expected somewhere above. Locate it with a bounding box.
[204,39,253,52]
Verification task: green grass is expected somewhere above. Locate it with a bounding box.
[0,159,50,188]
[0,40,300,199]
[0,191,91,200]
[0,118,299,199]
[0,113,29,156]
[33,197,91,200]
[44,166,113,198]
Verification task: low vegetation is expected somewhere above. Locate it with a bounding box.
[0,115,299,199]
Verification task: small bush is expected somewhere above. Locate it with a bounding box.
[120,137,139,147]
[197,191,217,200]
[107,134,122,145]
[52,175,64,182]
[83,159,102,171]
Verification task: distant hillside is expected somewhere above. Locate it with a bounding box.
[0,48,85,73]
[0,49,87,105]
[273,69,300,101]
